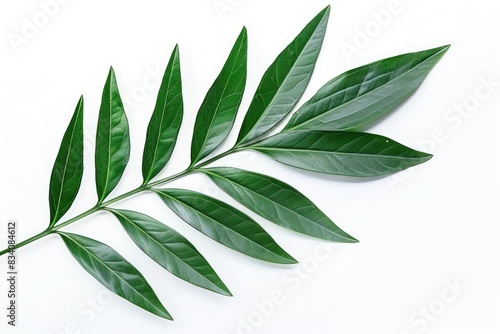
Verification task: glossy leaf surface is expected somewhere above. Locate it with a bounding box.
[284,45,450,131]
[250,131,432,177]
[236,6,330,145]
[201,167,357,242]
[142,45,183,183]
[154,188,297,264]
[108,209,231,296]
[48,97,84,227]
[59,232,171,320]
[191,28,247,165]
[95,67,130,203]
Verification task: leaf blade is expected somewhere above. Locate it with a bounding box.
[250,131,432,177]
[284,45,450,132]
[58,232,171,320]
[191,27,247,165]
[107,209,231,296]
[95,67,130,203]
[48,96,84,227]
[236,6,330,145]
[200,167,357,242]
[154,188,296,264]
[142,45,183,183]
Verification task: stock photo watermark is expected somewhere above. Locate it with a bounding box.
[212,0,245,21]
[387,74,500,190]
[5,220,18,326]
[48,289,113,334]
[339,0,420,63]
[7,0,72,53]
[398,278,467,334]
[222,242,338,334]
[122,64,164,113]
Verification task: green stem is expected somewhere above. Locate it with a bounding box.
[0,229,51,256]
[0,146,243,256]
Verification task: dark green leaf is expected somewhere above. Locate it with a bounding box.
[95,67,130,203]
[236,6,330,146]
[48,96,84,227]
[154,188,297,264]
[200,167,357,242]
[142,45,183,183]
[58,232,171,320]
[250,131,432,177]
[191,28,247,165]
[107,208,231,296]
[284,45,450,132]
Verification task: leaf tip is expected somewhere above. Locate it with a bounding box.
[282,253,299,264]
[346,236,360,243]
[220,287,233,297]
[160,311,174,321]
[437,44,451,55]
[423,153,433,161]
[107,66,117,82]
[319,4,331,17]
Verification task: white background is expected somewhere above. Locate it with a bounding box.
[1,0,499,333]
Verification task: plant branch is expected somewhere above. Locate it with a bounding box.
[0,145,244,257]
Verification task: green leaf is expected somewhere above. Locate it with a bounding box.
[284,45,450,132]
[48,97,84,227]
[200,167,357,242]
[95,67,130,203]
[107,208,231,296]
[58,232,171,320]
[142,45,183,183]
[250,131,432,177]
[191,27,247,165]
[154,188,297,264]
[236,6,330,146]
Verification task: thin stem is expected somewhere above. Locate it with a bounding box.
[0,229,50,256]
[0,145,244,256]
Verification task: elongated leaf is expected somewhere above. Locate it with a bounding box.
[154,188,296,264]
[95,67,130,203]
[200,167,357,242]
[142,45,183,183]
[191,28,247,165]
[284,45,450,132]
[236,6,330,146]
[250,131,432,177]
[107,209,231,296]
[58,232,171,320]
[48,96,84,227]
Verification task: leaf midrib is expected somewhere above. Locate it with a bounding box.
[52,104,81,224]
[158,190,286,259]
[204,170,350,240]
[62,233,166,316]
[147,52,178,181]
[111,210,217,289]
[194,37,245,163]
[100,79,115,202]
[239,13,325,144]
[286,50,445,131]
[251,144,427,161]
